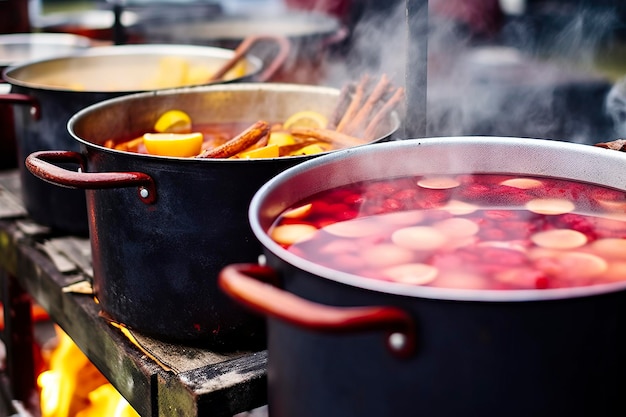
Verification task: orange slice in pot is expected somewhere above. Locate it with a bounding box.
[143,132,203,157]
[154,110,193,133]
[283,110,328,130]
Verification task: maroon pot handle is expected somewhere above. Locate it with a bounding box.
[219,263,417,358]
[25,150,157,204]
[0,93,41,120]
[209,35,291,83]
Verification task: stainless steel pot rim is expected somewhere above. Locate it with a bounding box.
[2,44,263,92]
[250,136,626,303]
[67,82,400,162]
[0,32,92,67]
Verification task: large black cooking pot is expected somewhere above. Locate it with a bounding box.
[24,83,400,347]
[219,137,626,416]
[0,33,91,170]
[1,40,288,235]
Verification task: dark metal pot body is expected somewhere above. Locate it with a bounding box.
[224,137,626,416]
[1,44,266,235]
[0,33,91,171]
[26,83,399,346]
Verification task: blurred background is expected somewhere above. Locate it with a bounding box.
[3,0,626,151]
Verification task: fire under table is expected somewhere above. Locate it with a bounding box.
[0,169,267,417]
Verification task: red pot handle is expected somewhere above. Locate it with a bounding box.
[209,35,291,83]
[219,263,417,358]
[25,150,157,204]
[0,93,41,120]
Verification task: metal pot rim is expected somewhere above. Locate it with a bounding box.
[2,43,263,92]
[250,136,626,303]
[0,32,92,67]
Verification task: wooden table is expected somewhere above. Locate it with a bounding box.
[0,170,268,417]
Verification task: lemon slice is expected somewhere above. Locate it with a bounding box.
[283,110,328,130]
[143,132,203,157]
[237,144,279,159]
[154,110,192,133]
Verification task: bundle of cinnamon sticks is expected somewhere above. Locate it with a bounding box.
[196,73,404,159]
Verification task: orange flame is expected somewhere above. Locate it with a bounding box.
[37,326,139,417]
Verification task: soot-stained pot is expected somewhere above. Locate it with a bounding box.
[1,41,288,235]
[0,32,91,170]
[24,83,400,347]
[219,137,626,416]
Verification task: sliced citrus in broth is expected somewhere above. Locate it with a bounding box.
[143,132,203,157]
[154,110,193,133]
[283,110,328,130]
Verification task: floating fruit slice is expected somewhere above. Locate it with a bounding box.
[589,238,626,260]
[271,224,318,245]
[525,198,575,215]
[143,132,203,157]
[154,110,193,133]
[530,228,588,249]
[288,143,328,156]
[323,218,388,238]
[442,200,479,215]
[283,110,328,130]
[555,252,608,279]
[417,177,460,190]
[500,178,544,189]
[391,226,448,251]
[282,203,313,219]
[237,144,279,159]
[268,131,296,146]
[362,244,415,268]
[382,263,439,285]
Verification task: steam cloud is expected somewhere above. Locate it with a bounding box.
[318,1,622,144]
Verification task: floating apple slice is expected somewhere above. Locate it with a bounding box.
[530,229,588,249]
[270,224,318,245]
[282,203,313,219]
[442,199,479,215]
[589,238,626,260]
[323,217,388,238]
[391,226,448,251]
[377,210,425,225]
[595,198,626,212]
[500,178,544,189]
[525,198,575,215]
[362,244,415,268]
[433,271,489,290]
[603,261,626,282]
[417,177,460,190]
[382,263,439,285]
[554,251,608,279]
[433,217,479,238]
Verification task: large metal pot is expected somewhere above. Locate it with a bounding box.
[219,137,626,416]
[1,41,288,235]
[0,32,92,170]
[24,83,400,347]
[134,10,346,84]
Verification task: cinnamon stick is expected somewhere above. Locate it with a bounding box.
[363,87,405,141]
[196,121,270,158]
[328,82,355,130]
[290,126,366,148]
[336,74,370,133]
[343,74,391,137]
